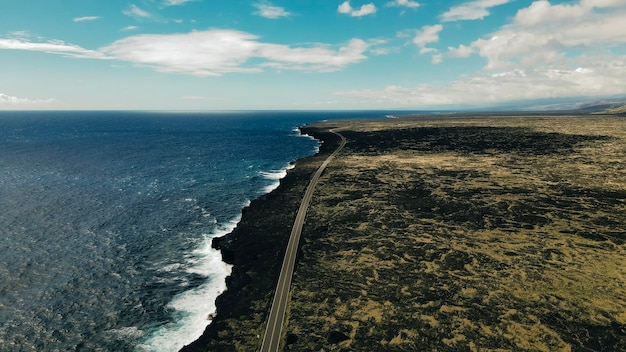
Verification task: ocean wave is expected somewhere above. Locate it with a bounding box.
[139,161,295,350]
[136,217,239,352]
[293,127,320,153]
[259,163,295,193]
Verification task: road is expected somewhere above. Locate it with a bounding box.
[259,129,346,352]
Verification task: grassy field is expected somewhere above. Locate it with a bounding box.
[285,115,626,351]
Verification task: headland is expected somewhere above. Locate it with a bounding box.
[183,114,626,351]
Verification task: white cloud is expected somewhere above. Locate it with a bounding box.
[338,1,352,14]
[412,24,443,47]
[123,4,152,19]
[337,0,626,107]
[338,1,377,17]
[0,29,369,76]
[440,0,511,22]
[387,0,420,8]
[0,38,105,59]
[369,47,396,55]
[100,31,261,76]
[258,39,368,71]
[367,39,399,55]
[411,25,443,64]
[448,44,474,58]
[253,2,291,19]
[431,53,443,64]
[470,0,626,70]
[163,0,196,6]
[73,16,101,22]
[99,29,369,76]
[514,0,583,25]
[122,26,139,31]
[0,93,29,104]
[8,31,30,38]
[0,93,56,105]
[336,61,626,107]
[581,0,624,8]
[419,47,436,55]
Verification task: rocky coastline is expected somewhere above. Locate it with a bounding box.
[180,125,342,352]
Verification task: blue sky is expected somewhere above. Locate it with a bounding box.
[1,0,625,110]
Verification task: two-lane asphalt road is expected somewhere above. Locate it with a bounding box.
[260,129,346,352]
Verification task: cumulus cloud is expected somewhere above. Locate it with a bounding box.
[413,24,443,47]
[336,62,626,107]
[73,16,100,22]
[100,30,261,76]
[253,2,291,19]
[387,0,420,8]
[431,53,443,64]
[447,44,474,58]
[338,1,377,17]
[258,39,368,71]
[0,29,369,76]
[338,0,626,107]
[0,93,29,104]
[411,24,443,62]
[99,30,369,75]
[0,93,56,105]
[441,0,511,22]
[470,0,626,70]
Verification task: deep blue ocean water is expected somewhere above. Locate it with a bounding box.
[0,111,396,351]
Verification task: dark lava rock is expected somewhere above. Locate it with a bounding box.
[329,331,350,344]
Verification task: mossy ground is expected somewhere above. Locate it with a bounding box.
[286,116,626,351]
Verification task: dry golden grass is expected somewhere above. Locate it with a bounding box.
[286,115,626,351]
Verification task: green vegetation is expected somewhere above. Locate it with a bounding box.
[287,116,626,351]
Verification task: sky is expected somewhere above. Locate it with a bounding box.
[1,0,626,110]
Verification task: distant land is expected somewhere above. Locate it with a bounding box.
[594,103,626,115]
[183,113,626,351]
[460,97,626,114]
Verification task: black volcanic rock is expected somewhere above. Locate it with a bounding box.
[180,126,341,352]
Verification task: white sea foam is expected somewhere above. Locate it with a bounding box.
[259,163,295,193]
[294,127,314,140]
[136,253,231,352]
[108,326,144,339]
[293,127,320,153]
[136,218,239,352]
[136,129,316,351]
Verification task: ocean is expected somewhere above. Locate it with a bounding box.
[0,110,393,351]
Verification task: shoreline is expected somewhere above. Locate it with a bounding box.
[180,124,342,351]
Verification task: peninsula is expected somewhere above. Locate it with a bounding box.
[183,114,626,351]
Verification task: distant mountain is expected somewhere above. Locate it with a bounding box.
[573,101,626,114]
[489,97,626,114]
[425,97,626,115]
[592,103,626,115]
